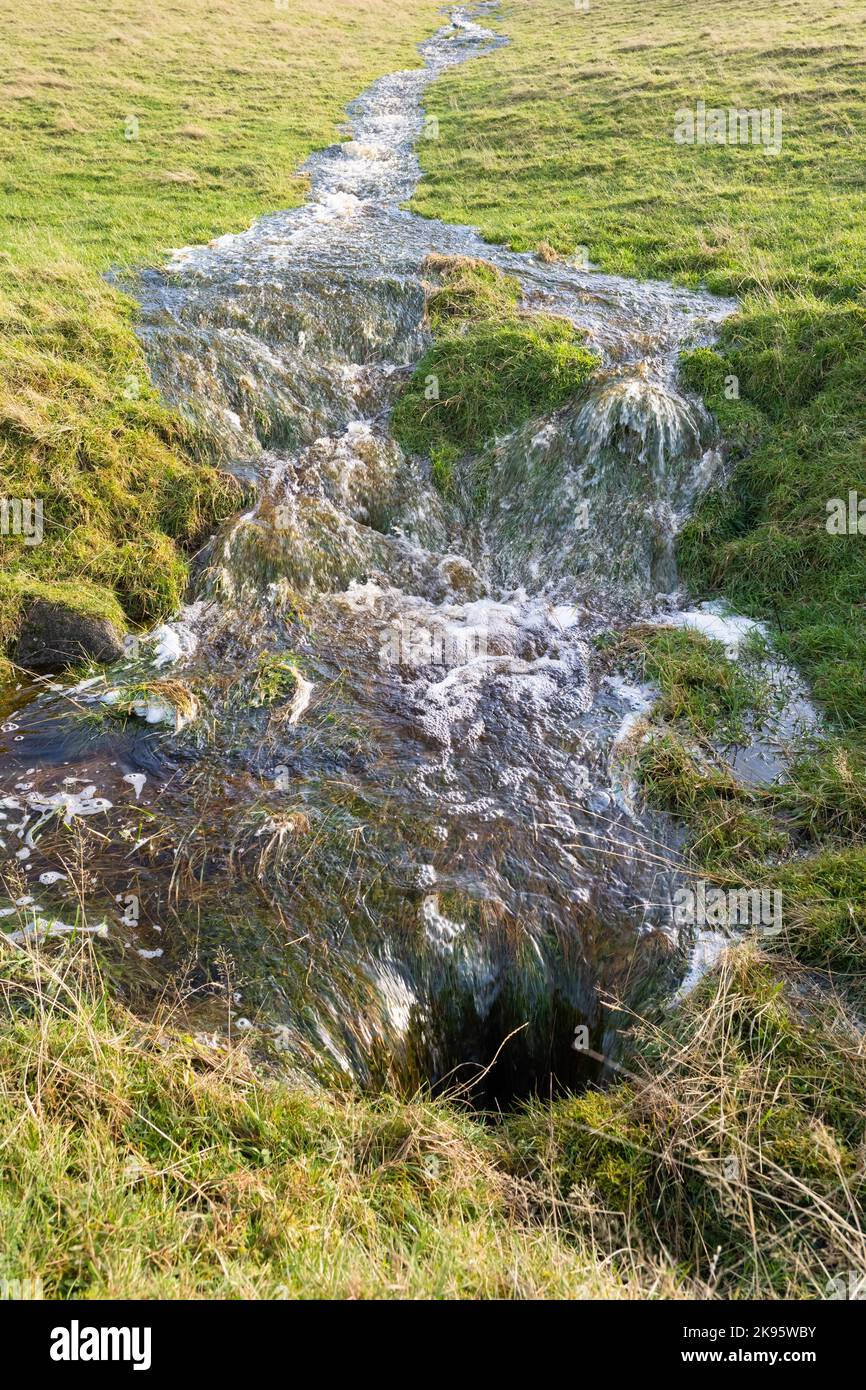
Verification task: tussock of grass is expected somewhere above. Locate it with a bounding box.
[422,252,522,328]
[506,946,866,1299]
[772,742,866,843]
[635,731,789,873]
[768,849,866,981]
[637,732,746,816]
[249,651,298,708]
[99,677,199,730]
[609,626,769,743]
[391,256,599,463]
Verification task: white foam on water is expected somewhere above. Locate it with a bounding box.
[132,699,175,726]
[674,930,730,1003]
[313,191,363,220]
[287,676,314,725]
[25,786,112,824]
[658,602,764,657]
[421,894,464,952]
[148,622,198,668]
[123,773,147,799]
[5,916,109,945]
[367,959,418,1035]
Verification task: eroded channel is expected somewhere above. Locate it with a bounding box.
[0,5,813,1104]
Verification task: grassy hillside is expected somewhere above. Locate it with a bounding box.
[0,0,441,672]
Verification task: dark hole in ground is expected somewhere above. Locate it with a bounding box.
[410,990,605,1111]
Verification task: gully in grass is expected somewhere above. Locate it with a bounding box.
[0,5,813,1103]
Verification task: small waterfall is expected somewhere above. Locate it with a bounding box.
[480,370,721,605]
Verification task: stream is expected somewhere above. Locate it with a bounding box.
[0,5,813,1104]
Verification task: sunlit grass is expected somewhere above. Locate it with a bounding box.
[392,255,599,463]
[0,938,666,1300]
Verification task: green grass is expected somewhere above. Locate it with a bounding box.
[391,255,599,465]
[507,945,866,1298]
[249,651,299,708]
[633,702,866,1000]
[608,626,771,743]
[0,0,443,666]
[768,849,866,978]
[676,305,866,729]
[636,732,789,870]
[414,0,865,298]
[773,741,866,842]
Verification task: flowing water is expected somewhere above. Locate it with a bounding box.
[0,5,813,1102]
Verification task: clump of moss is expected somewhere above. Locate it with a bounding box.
[0,329,246,670]
[507,1087,651,1212]
[392,256,599,465]
[0,573,127,651]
